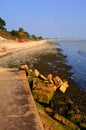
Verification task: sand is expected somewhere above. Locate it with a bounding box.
[0,39,48,56]
[0,38,57,68]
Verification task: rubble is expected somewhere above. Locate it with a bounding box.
[19,65,69,104]
[19,65,84,130]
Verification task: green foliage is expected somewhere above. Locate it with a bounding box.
[0,17,6,30]
[31,34,38,40]
[19,27,24,32]
[10,28,30,40]
[38,36,43,40]
[0,18,43,40]
[31,35,43,40]
[24,31,30,38]
[18,27,30,39]
[10,30,19,37]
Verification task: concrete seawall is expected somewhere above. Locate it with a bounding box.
[0,68,44,130]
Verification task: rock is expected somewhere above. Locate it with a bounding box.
[45,107,53,113]
[53,76,63,88]
[29,69,33,73]
[26,69,33,76]
[47,74,54,84]
[54,113,80,130]
[34,69,40,77]
[26,67,69,105]
[80,122,86,129]
[59,81,69,93]
[70,114,81,124]
[47,74,53,80]
[45,107,54,116]
[68,99,74,105]
[53,85,57,91]
[67,110,75,119]
[19,64,29,70]
[39,74,46,80]
[57,102,67,115]
[73,106,80,114]
[32,86,55,104]
[33,77,46,89]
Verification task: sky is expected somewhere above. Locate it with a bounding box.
[0,0,86,39]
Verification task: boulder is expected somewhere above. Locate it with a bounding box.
[32,86,56,104]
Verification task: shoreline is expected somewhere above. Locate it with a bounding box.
[0,39,86,126]
[0,40,57,68]
[26,41,86,116]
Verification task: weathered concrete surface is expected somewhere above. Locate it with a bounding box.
[0,68,43,130]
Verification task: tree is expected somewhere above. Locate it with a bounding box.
[0,17,6,30]
[24,31,30,38]
[10,30,19,37]
[18,27,25,39]
[18,27,30,39]
[31,34,38,40]
[38,36,43,39]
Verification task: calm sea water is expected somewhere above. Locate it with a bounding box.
[54,39,86,90]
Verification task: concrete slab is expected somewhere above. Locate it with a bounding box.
[0,68,43,130]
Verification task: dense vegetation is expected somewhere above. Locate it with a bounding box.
[0,17,43,41]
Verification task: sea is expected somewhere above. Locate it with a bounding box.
[54,39,86,91]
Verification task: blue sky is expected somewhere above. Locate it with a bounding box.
[0,0,86,39]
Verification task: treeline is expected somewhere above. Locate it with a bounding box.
[0,17,43,41]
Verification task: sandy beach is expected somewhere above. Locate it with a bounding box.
[0,38,57,68]
[0,39,48,56]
